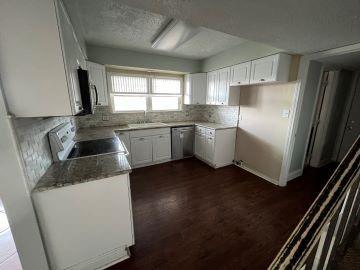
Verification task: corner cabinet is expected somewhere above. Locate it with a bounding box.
[249,54,291,84]
[206,68,240,106]
[87,61,109,106]
[194,126,236,168]
[184,73,207,105]
[0,0,86,117]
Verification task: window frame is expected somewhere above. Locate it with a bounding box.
[107,71,183,113]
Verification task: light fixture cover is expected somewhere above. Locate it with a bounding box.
[151,19,200,51]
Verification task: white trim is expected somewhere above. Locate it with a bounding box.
[279,80,302,186]
[288,169,303,181]
[283,42,360,184]
[65,245,129,270]
[234,163,279,186]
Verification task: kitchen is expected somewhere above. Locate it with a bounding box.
[1,0,350,269]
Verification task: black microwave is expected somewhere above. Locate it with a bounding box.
[77,67,98,115]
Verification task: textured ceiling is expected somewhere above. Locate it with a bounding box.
[63,0,246,59]
[320,51,360,70]
[115,0,360,54]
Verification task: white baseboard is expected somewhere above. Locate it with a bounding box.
[234,163,279,186]
[66,245,129,270]
[288,169,303,181]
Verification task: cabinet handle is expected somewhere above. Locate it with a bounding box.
[159,135,163,138]
[260,78,265,81]
[238,81,241,84]
[139,137,145,141]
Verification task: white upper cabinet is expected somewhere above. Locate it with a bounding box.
[216,67,230,105]
[206,68,240,106]
[206,71,218,105]
[0,0,87,117]
[0,0,77,117]
[249,54,291,84]
[184,73,207,105]
[57,0,86,115]
[230,61,251,86]
[87,61,108,106]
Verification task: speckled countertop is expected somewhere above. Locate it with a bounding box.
[74,121,236,142]
[34,121,235,193]
[33,153,131,192]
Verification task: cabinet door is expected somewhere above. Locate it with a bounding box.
[131,137,153,166]
[250,55,278,84]
[194,133,203,157]
[183,74,191,105]
[192,73,207,105]
[206,71,217,105]
[87,61,108,106]
[230,62,251,86]
[217,68,230,105]
[117,131,131,165]
[205,135,215,163]
[57,0,85,114]
[152,134,171,162]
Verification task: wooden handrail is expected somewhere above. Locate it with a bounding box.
[269,136,360,270]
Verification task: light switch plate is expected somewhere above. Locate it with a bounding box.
[282,109,290,118]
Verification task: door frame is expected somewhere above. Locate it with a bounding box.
[279,42,360,186]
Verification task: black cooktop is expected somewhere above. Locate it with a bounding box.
[67,137,125,159]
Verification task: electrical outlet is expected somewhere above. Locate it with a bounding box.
[102,115,110,121]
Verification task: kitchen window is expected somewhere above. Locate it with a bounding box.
[108,71,183,112]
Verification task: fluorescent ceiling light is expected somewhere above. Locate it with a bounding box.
[151,19,200,51]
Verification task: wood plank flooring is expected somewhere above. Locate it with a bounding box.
[109,158,335,270]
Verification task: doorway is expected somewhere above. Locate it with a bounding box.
[306,70,359,168]
[0,198,22,270]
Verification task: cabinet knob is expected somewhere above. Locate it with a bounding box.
[238,81,241,84]
[260,78,265,81]
[139,137,145,141]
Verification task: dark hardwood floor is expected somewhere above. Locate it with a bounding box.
[109,158,335,270]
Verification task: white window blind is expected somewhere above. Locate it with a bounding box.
[108,70,183,112]
[152,77,181,94]
[109,73,148,93]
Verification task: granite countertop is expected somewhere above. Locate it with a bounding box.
[33,153,131,192]
[35,121,235,193]
[74,122,236,142]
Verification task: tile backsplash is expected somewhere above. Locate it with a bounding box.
[13,116,74,189]
[75,105,239,128]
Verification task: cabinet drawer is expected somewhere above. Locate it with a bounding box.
[205,128,215,137]
[195,126,206,134]
[130,128,170,138]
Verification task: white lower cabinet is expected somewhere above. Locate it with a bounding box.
[204,135,215,163]
[152,134,171,162]
[32,174,134,270]
[194,132,204,157]
[126,128,171,168]
[131,137,153,167]
[194,126,236,168]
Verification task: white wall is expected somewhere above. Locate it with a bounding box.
[201,41,284,72]
[87,45,202,73]
[0,81,49,269]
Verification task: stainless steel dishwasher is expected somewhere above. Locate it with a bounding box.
[171,126,194,160]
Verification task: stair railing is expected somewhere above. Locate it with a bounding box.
[269,136,360,270]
